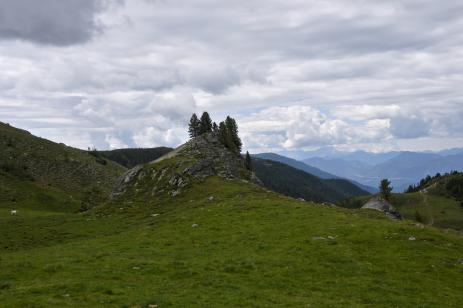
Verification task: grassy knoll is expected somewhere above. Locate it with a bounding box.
[1,177,463,307]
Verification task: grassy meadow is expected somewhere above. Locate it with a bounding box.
[1,177,463,307]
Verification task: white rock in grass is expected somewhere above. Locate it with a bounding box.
[192,223,199,228]
[408,236,416,241]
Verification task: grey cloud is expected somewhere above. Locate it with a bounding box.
[1,0,463,152]
[390,116,431,139]
[0,0,121,45]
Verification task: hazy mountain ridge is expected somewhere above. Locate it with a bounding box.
[252,158,370,203]
[304,149,463,192]
[255,152,377,193]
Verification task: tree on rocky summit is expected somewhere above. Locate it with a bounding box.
[199,112,213,134]
[379,178,393,201]
[245,151,252,171]
[212,122,218,133]
[218,121,236,152]
[225,116,242,152]
[218,121,228,145]
[188,113,200,138]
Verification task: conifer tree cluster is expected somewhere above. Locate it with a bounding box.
[218,116,242,153]
[188,112,242,153]
[188,112,213,137]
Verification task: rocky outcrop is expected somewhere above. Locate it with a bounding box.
[362,197,402,220]
[111,133,261,200]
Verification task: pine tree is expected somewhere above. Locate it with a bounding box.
[379,178,393,201]
[225,116,242,152]
[245,151,252,170]
[225,131,237,152]
[218,121,228,146]
[199,112,212,134]
[188,113,200,138]
[212,122,218,133]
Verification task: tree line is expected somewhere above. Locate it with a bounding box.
[405,171,460,193]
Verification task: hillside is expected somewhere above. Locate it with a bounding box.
[97,147,173,168]
[2,174,463,305]
[340,173,463,231]
[0,122,125,210]
[256,153,376,193]
[252,158,369,203]
[1,126,463,306]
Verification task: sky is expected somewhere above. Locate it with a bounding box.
[1,0,463,155]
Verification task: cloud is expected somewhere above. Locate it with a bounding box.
[105,134,128,149]
[1,0,463,152]
[0,0,122,46]
[240,105,393,151]
[390,116,430,139]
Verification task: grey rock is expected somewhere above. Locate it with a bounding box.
[170,190,181,197]
[362,197,402,220]
[110,165,143,199]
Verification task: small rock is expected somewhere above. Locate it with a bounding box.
[312,236,326,241]
[408,236,416,241]
[327,236,336,240]
[208,196,214,201]
[151,213,159,217]
[148,305,158,308]
[132,266,140,270]
[192,223,199,228]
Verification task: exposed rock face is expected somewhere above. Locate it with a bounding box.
[111,133,261,200]
[362,197,402,220]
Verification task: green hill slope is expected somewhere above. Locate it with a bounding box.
[1,176,463,306]
[253,158,369,203]
[340,173,463,231]
[0,122,125,210]
[2,129,463,306]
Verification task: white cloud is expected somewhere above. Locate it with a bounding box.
[105,134,128,149]
[0,0,463,152]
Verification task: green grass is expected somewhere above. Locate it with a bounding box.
[339,192,463,231]
[0,121,125,200]
[390,193,463,230]
[1,177,463,307]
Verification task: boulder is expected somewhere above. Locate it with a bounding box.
[362,197,402,220]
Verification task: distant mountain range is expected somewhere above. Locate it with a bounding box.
[301,148,463,192]
[254,153,376,193]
